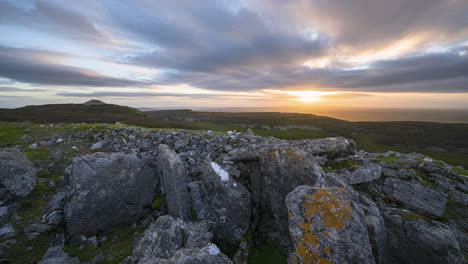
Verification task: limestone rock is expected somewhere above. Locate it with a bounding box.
[0,207,8,226]
[382,178,447,217]
[130,215,231,264]
[384,213,464,264]
[286,185,375,264]
[157,144,191,221]
[37,246,81,264]
[344,162,382,184]
[64,152,158,235]
[257,145,326,248]
[188,161,250,251]
[291,137,357,158]
[0,148,36,197]
[0,224,15,242]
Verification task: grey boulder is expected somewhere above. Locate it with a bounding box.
[64,152,158,236]
[0,224,15,242]
[286,185,375,264]
[382,178,447,217]
[157,144,191,221]
[291,137,357,158]
[0,207,9,226]
[37,246,81,264]
[256,145,326,248]
[188,161,250,251]
[0,148,36,197]
[130,215,231,264]
[344,162,382,184]
[384,213,465,264]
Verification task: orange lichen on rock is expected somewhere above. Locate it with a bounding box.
[268,150,276,158]
[291,188,352,263]
[303,188,352,229]
[300,222,320,247]
[284,148,305,161]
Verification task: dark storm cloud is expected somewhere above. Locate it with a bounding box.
[0,46,145,87]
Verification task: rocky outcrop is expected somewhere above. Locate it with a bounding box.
[382,178,447,217]
[63,152,158,236]
[157,144,191,221]
[0,148,36,197]
[37,246,81,264]
[2,123,467,264]
[286,185,375,264]
[291,137,357,159]
[357,195,387,264]
[344,162,382,184]
[188,161,250,251]
[129,215,231,264]
[384,211,464,264]
[257,145,326,248]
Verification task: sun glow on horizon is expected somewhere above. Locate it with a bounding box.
[266,90,338,102]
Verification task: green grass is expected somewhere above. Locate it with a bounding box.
[9,183,55,264]
[400,212,428,222]
[324,159,360,172]
[452,167,468,176]
[151,195,165,210]
[0,122,23,145]
[65,223,147,263]
[248,244,286,264]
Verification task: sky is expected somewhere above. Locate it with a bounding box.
[0,0,467,109]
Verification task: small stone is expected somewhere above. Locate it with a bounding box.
[0,207,9,226]
[56,138,64,143]
[0,224,15,241]
[29,143,38,149]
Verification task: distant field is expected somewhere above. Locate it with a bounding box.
[1,104,467,168]
[146,110,468,167]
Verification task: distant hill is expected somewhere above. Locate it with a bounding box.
[0,103,160,126]
[83,99,106,105]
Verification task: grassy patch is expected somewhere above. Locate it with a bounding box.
[248,244,286,264]
[22,146,50,162]
[413,169,435,188]
[65,223,147,264]
[376,155,400,163]
[452,167,468,176]
[324,159,359,172]
[9,233,51,264]
[151,195,165,210]
[9,183,54,263]
[400,212,428,222]
[0,122,23,145]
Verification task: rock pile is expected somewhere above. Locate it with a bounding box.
[1,125,466,263]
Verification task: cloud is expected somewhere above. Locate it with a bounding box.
[55,91,262,99]
[0,46,146,87]
[0,0,110,45]
[0,87,47,92]
[156,46,468,93]
[0,0,467,100]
